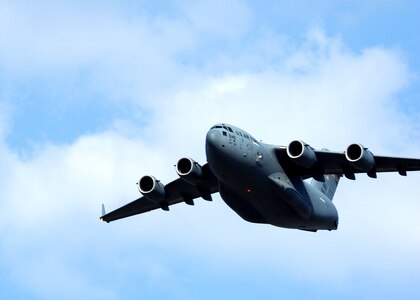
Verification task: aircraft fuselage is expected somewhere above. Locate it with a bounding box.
[205,124,339,231]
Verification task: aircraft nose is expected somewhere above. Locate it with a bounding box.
[206,130,221,150]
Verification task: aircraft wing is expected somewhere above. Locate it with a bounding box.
[101,163,218,223]
[274,147,420,179]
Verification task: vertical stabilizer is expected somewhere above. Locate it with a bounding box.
[310,174,341,201]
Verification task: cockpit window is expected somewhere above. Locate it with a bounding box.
[211,125,255,142]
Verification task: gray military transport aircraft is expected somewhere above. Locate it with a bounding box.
[101,123,420,231]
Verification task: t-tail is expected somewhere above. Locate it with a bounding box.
[310,174,341,201]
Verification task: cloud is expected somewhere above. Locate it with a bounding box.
[177,0,251,39]
[150,34,412,152]
[0,0,251,100]
[0,2,419,299]
[0,102,13,141]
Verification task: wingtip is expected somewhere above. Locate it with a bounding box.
[100,204,109,222]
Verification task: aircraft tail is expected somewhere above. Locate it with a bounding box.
[310,174,341,201]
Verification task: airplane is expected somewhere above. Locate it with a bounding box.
[100,123,420,231]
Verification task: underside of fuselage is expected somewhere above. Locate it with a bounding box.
[218,183,266,224]
[218,180,338,231]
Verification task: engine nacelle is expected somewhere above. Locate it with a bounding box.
[286,140,317,168]
[176,157,203,184]
[138,175,165,203]
[345,143,375,171]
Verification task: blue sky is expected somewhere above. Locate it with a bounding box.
[0,1,420,299]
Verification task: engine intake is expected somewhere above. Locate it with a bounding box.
[287,140,317,168]
[345,144,375,171]
[138,175,165,203]
[176,157,203,184]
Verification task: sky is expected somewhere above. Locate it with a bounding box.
[0,0,420,299]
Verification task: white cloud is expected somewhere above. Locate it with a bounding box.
[150,40,411,153]
[0,2,419,298]
[0,0,253,106]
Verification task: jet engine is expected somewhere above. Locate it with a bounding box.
[138,175,165,203]
[287,140,317,168]
[345,143,375,171]
[176,157,203,184]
